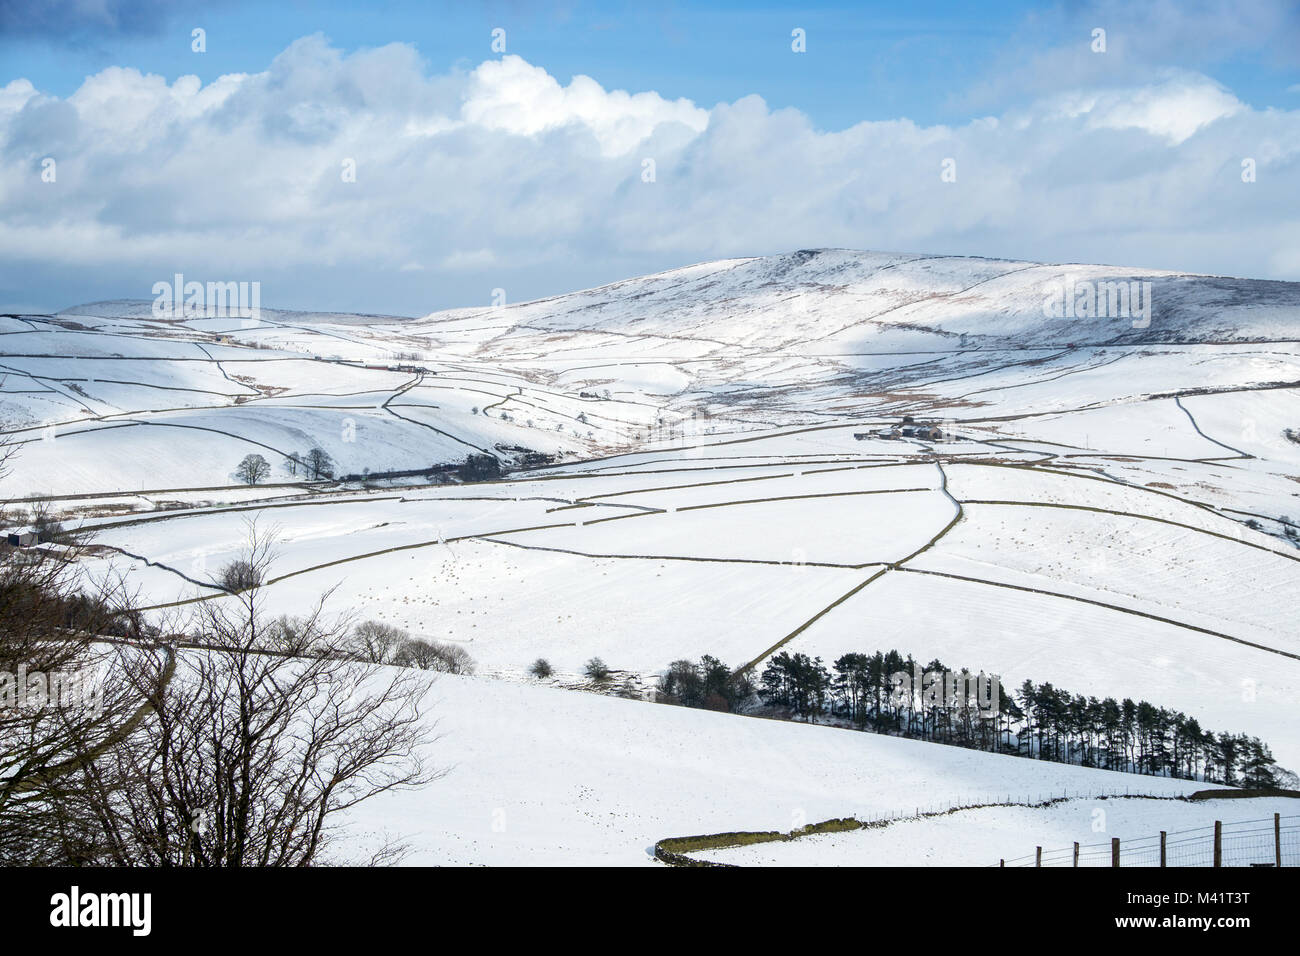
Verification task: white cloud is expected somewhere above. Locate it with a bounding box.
[0,78,38,113]
[0,35,1298,314]
[462,55,708,157]
[1047,75,1243,144]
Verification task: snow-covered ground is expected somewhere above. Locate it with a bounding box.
[695,794,1300,867]
[6,248,1300,865]
[338,671,1207,867]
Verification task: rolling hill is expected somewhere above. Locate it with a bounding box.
[4,248,1299,864]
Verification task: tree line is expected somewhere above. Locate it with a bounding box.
[654,649,1289,789]
[235,449,502,486]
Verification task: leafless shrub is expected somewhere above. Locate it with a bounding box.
[584,657,611,683]
[217,558,262,593]
[395,639,475,675]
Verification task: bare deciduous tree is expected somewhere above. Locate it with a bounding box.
[234,453,271,485]
[395,638,475,675]
[73,525,439,866]
[349,620,407,665]
[1,451,439,867]
[304,447,335,480]
[0,446,167,865]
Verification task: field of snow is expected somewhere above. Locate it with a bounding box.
[338,671,1206,866]
[913,504,1298,647]
[696,795,1300,867]
[779,570,1300,770]
[7,248,1300,865]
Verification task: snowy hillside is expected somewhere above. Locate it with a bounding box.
[4,249,1299,497]
[340,670,1212,866]
[5,248,1300,865]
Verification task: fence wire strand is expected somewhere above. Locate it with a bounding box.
[1001,814,1298,867]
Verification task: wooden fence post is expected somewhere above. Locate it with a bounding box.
[1035,846,1042,867]
[1276,813,1282,868]
[999,859,1004,867]
[1073,842,1079,867]
[1213,821,1222,867]
[1111,837,1120,867]
[1160,831,1166,867]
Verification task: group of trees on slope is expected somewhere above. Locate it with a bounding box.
[236,448,334,484]
[237,449,504,485]
[654,649,1289,789]
[235,447,336,484]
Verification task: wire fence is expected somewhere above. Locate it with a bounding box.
[1000,814,1299,867]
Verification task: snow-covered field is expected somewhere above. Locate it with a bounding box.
[694,794,1300,867]
[6,249,1300,865]
[338,671,1209,867]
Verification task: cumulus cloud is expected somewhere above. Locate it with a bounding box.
[1042,74,1244,145]
[0,34,1298,314]
[463,56,707,157]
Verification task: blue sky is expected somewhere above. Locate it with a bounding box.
[7,1,1299,128]
[4,2,1043,127]
[1,0,1299,314]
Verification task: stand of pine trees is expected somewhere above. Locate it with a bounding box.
[658,649,1285,788]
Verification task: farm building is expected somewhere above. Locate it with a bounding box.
[885,423,944,441]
